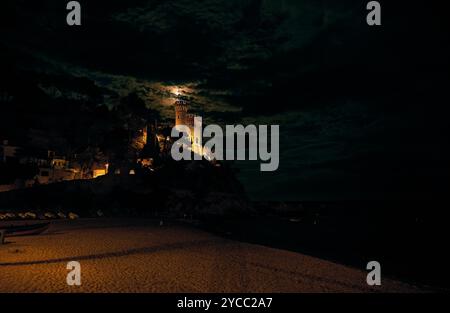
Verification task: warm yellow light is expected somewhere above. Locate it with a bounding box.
[93,169,107,178]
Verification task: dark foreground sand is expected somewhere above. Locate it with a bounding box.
[0,219,422,293]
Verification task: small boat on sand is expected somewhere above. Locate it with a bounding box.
[1,222,50,237]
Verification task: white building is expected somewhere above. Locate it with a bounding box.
[0,140,19,163]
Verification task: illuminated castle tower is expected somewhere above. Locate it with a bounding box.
[174,100,203,156]
[175,100,188,127]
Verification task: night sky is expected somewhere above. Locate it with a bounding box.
[1,0,449,201]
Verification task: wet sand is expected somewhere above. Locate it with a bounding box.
[0,219,422,293]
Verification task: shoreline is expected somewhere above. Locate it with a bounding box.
[0,218,424,293]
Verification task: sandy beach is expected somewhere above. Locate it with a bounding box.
[0,219,422,293]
